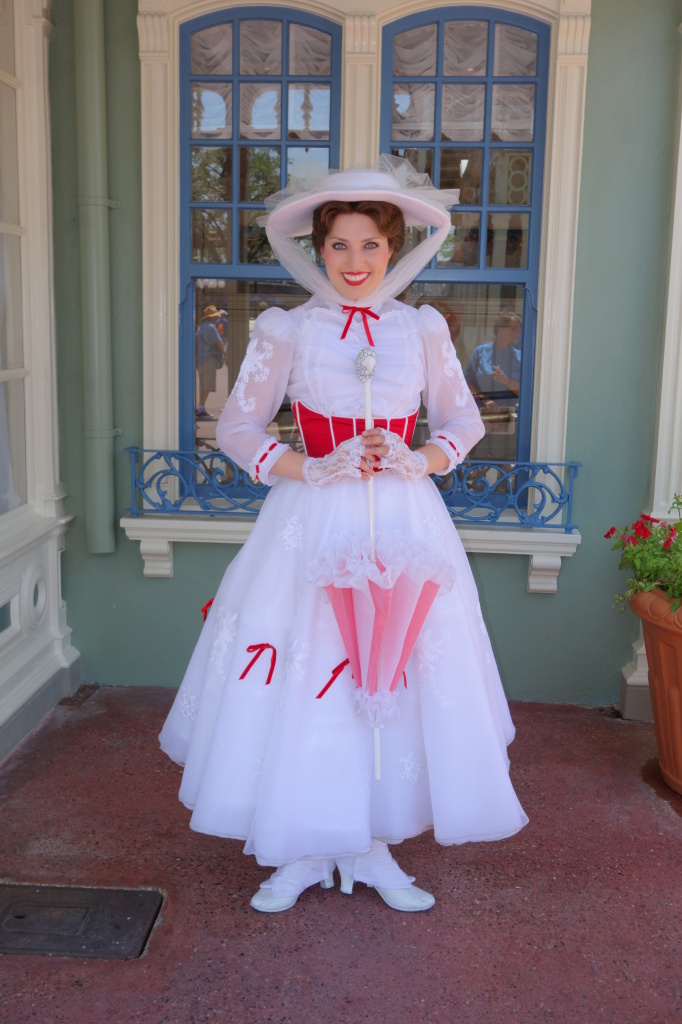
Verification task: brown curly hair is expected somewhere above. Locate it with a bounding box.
[311,200,406,260]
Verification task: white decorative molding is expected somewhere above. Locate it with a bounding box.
[24,0,53,35]
[345,14,377,56]
[532,8,590,463]
[122,514,581,584]
[648,25,682,519]
[137,12,170,55]
[557,14,590,57]
[619,631,653,722]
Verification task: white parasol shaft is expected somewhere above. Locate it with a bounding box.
[363,378,376,563]
[357,347,381,781]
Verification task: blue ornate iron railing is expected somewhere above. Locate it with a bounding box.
[125,448,580,533]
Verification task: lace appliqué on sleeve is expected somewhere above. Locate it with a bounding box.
[428,429,467,472]
[233,337,274,413]
[441,341,469,408]
[248,437,289,486]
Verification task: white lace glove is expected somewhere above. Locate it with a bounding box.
[302,436,365,489]
[378,431,428,480]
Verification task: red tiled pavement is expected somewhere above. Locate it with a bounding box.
[0,686,680,1024]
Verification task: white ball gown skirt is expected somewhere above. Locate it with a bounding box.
[159,472,528,867]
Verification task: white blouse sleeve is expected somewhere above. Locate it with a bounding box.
[216,307,295,485]
[419,305,485,470]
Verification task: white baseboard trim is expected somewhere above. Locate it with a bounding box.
[619,634,653,722]
[0,656,82,765]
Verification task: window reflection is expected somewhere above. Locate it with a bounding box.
[239,211,277,264]
[392,84,435,141]
[440,148,482,203]
[443,21,487,76]
[240,20,282,75]
[0,235,22,370]
[287,146,330,182]
[239,147,280,202]
[0,83,20,224]
[491,84,535,141]
[391,146,433,178]
[191,23,232,75]
[487,213,529,268]
[193,280,309,451]
[441,84,485,142]
[191,209,231,263]
[0,378,26,513]
[437,212,480,268]
[288,85,330,140]
[289,25,331,75]
[489,150,532,205]
[393,24,437,77]
[191,147,232,202]
[191,84,232,140]
[240,83,281,140]
[494,24,537,77]
[404,283,525,463]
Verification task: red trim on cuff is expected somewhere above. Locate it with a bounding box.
[255,442,279,480]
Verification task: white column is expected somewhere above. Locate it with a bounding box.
[621,24,682,718]
[533,2,590,462]
[137,12,176,450]
[20,0,66,519]
[648,23,682,520]
[342,15,378,168]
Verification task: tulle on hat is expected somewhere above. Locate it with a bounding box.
[262,155,459,307]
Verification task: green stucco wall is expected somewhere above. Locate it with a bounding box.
[51,0,682,702]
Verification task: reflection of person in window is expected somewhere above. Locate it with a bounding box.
[195,305,225,421]
[464,311,522,413]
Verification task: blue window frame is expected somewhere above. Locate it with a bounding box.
[381,8,549,463]
[179,8,342,451]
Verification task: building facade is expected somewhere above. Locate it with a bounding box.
[1,0,681,756]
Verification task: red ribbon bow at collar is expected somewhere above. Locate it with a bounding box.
[340,306,380,347]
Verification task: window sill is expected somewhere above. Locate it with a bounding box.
[120,515,581,592]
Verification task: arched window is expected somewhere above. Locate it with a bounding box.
[179,8,342,450]
[381,8,549,462]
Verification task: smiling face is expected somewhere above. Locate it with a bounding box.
[320,213,392,301]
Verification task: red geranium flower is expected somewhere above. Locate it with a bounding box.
[604,527,616,539]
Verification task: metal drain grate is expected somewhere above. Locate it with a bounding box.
[0,884,163,959]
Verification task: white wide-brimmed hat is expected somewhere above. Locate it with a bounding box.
[262,155,459,307]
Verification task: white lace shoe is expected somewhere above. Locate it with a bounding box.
[250,860,335,913]
[336,839,435,912]
[338,869,434,911]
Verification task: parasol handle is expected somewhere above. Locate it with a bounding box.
[363,379,376,563]
[374,726,381,781]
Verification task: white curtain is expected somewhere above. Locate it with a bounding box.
[393,24,437,77]
[191,23,233,76]
[494,25,537,77]
[441,84,485,142]
[392,84,435,142]
[491,84,535,142]
[443,21,488,76]
[289,25,331,76]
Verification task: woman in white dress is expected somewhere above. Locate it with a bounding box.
[159,159,528,913]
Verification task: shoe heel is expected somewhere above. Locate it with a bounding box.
[320,874,334,890]
[339,870,354,895]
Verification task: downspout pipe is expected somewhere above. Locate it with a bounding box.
[73,0,117,553]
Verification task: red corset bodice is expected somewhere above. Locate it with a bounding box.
[292,401,419,459]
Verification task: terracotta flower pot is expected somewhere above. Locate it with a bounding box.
[629,589,682,795]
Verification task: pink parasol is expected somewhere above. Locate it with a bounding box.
[317,346,442,780]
